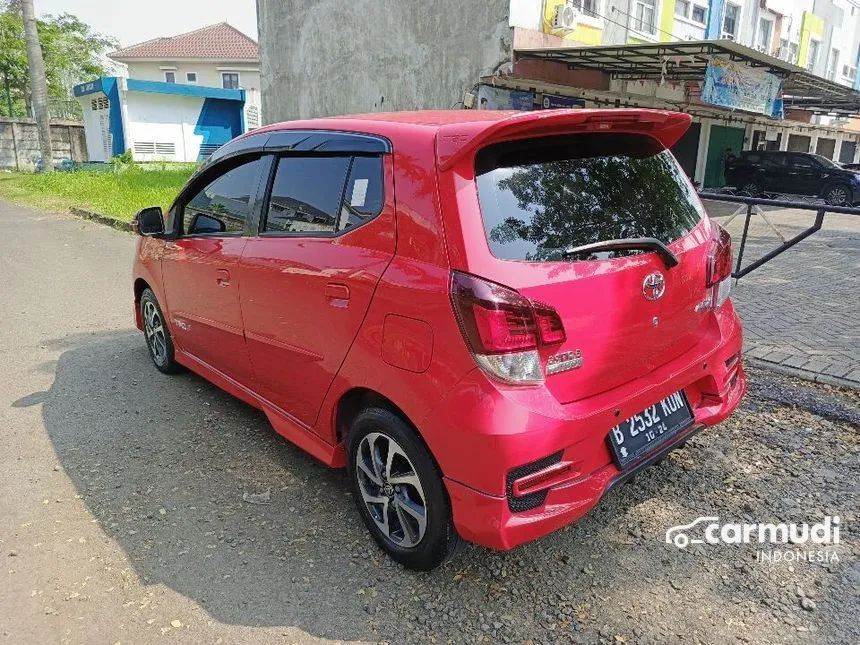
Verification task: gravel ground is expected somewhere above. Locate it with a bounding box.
[1,203,858,644]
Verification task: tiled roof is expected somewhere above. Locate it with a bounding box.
[109,22,258,61]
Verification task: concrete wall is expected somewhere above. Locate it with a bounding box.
[256,0,512,123]
[0,118,87,170]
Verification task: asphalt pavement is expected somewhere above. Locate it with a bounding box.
[0,202,857,645]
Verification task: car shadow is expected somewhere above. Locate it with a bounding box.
[24,329,743,641]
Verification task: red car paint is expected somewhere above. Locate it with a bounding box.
[133,109,746,551]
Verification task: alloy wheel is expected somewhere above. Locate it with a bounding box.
[355,431,428,548]
[827,186,849,205]
[143,300,168,365]
[740,182,759,196]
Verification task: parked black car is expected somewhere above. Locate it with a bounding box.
[725,150,860,205]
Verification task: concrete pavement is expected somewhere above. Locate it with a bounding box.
[1,201,857,644]
[705,200,860,389]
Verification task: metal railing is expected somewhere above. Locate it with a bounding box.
[698,192,860,279]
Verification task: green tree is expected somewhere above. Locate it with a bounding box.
[0,1,117,118]
[487,151,701,262]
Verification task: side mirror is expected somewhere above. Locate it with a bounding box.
[133,206,164,236]
[188,213,226,234]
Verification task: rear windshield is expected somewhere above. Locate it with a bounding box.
[475,133,705,262]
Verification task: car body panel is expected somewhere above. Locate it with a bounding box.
[160,236,252,384]
[237,159,397,428]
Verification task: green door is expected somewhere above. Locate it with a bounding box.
[704,125,745,188]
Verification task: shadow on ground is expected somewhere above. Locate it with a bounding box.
[18,330,856,643]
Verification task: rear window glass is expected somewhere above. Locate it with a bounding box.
[475,134,705,262]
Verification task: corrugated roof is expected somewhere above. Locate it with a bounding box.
[109,22,258,61]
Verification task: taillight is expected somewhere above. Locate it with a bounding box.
[533,302,566,345]
[706,223,733,308]
[450,271,566,385]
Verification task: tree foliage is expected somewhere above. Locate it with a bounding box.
[0,1,117,117]
[483,151,703,262]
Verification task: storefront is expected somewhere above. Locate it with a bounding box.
[473,39,860,188]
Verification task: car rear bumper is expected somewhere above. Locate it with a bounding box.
[433,305,746,551]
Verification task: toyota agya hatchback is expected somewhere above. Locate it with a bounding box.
[132,109,746,570]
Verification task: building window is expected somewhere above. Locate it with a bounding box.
[827,49,840,81]
[843,64,857,82]
[186,72,197,84]
[675,0,706,24]
[221,72,240,90]
[570,0,599,16]
[632,0,657,35]
[164,71,176,83]
[757,17,773,53]
[722,3,739,40]
[807,39,821,72]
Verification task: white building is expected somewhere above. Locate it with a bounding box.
[108,23,261,131]
[74,77,248,163]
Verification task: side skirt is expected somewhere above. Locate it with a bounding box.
[174,350,347,468]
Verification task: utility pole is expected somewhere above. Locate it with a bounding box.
[20,0,52,170]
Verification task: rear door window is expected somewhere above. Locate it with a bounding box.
[262,155,385,235]
[265,156,351,234]
[475,133,705,262]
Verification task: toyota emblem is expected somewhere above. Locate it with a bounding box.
[642,272,666,301]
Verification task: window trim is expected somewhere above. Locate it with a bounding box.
[221,71,240,90]
[173,153,270,239]
[630,0,659,38]
[256,152,386,239]
[186,72,198,84]
[674,0,707,26]
[756,16,774,53]
[721,2,740,40]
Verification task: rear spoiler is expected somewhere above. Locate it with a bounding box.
[437,109,691,171]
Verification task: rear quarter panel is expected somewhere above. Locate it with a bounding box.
[314,134,479,464]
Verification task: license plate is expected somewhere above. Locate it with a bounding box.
[608,390,693,468]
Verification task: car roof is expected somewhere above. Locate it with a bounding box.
[223,108,691,170]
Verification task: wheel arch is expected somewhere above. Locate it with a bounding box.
[335,387,446,478]
[134,277,151,303]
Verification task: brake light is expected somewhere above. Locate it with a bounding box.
[533,302,566,345]
[706,223,733,308]
[450,272,566,384]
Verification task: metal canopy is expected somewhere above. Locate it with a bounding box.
[515,39,860,115]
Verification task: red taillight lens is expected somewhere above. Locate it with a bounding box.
[533,302,566,346]
[706,223,733,308]
[706,223,733,287]
[450,271,538,354]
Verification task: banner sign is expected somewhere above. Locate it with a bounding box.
[541,94,586,109]
[477,85,534,110]
[701,58,784,118]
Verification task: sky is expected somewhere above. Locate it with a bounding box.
[32,0,258,47]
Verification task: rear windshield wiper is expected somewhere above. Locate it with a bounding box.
[562,237,679,269]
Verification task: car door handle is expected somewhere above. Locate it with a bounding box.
[216,269,231,287]
[324,283,350,307]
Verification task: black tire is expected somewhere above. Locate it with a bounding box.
[347,407,460,570]
[139,288,182,374]
[739,181,761,197]
[824,183,851,206]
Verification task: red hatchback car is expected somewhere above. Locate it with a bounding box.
[132,109,746,570]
